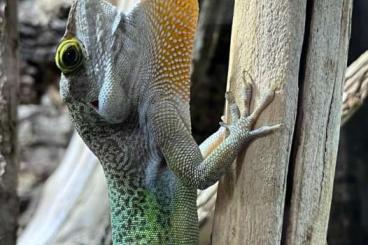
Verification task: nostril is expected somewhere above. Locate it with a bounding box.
[91,100,99,110]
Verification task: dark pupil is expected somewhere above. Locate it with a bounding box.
[62,47,78,66]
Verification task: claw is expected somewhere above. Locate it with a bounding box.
[225,91,240,123]
[225,72,279,143]
[241,71,254,116]
[242,70,255,86]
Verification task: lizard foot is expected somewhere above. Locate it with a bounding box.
[221,72,281,142]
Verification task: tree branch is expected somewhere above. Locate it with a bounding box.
[342,51,368,125]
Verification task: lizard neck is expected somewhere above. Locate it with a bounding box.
[67,101,177,244]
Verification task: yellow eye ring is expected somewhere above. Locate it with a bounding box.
[55,37,84,74]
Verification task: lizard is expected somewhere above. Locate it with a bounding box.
[55,0,280,244]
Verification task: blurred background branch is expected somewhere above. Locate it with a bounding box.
[342,51,368,125]
[0,1,18,244]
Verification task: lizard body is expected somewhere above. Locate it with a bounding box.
[56,0,279,244]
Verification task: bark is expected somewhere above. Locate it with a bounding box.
[0,0,18,245]
[198,49,368,245]
[212,0,352,244]
[342,51,368,124]
[283,1,352,243]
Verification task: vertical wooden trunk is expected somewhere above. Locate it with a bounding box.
[0,0,18,245]
[284,0,352,243]
[212,0,352,244]
[212,0,305,243]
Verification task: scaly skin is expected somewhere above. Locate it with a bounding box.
[56,0,279,244]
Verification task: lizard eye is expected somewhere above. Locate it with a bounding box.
[55,37,84,74]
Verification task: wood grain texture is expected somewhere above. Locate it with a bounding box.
[212,0,305,244]
[212,0,352,244]
[0,0,18,244]
[284,0,352,244]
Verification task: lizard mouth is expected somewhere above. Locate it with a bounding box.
[90,100,99,110]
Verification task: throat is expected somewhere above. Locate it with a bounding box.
[106,179,175,244]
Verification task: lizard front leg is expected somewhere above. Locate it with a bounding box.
[148,80,280,190]
[198,75,256,159]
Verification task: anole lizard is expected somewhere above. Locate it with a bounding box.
[55,0,280,244]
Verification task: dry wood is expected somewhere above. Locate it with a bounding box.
[212,0,352,244]
[342,51,368,124]
[197,50,368,245]
[284,1,352,244]
[0,1,18,244]
[212,0,305,243]
[197,3,365,244]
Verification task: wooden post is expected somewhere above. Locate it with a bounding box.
[0,0,18,244]
[284,1,352,243]
[212,0,352,244]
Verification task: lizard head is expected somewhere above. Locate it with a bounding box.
[57,0,199,126]
[56,0,139,124]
